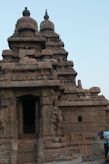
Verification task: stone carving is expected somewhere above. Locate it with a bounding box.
[51,99,63,135]
[78,79,82,88]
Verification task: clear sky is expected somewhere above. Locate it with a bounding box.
[0,0,109,99]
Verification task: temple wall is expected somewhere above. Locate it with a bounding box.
[61,106,106,133]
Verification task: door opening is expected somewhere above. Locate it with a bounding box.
[22,95,36,134]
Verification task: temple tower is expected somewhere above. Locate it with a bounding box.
[0,8,108,164]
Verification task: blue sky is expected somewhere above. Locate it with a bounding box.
[0,0,109,99]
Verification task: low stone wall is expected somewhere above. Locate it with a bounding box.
[82,141,104,162]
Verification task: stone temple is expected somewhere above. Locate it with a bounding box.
[0,7,109,164]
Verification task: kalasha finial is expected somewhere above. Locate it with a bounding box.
[22,7,30,17]
[44,9,49,20]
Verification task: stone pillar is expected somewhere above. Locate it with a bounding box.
[10,140,18,164]
[36,138,44,164]
[11,102,18,138]
[41,89,53,136]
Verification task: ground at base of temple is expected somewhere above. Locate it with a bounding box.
[44,151,105,164]
[45,159,106,164]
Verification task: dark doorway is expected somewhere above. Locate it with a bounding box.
[22,95,36,134]
[78,116,82,122]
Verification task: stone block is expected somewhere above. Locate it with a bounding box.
[37,62,52,69]
[19,56,37,65]
[2,49,13,57]
[42,97,52,105]
[2,63,16,70]
[92,141,104,156]
[42,49,53,56]
[19,49,35,58]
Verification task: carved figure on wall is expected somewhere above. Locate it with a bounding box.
[51,99,63,135]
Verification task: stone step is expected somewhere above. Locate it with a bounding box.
[44,147,72,162]
[44,159,104,164]
[0,159,9,164]
[0,151,10,159]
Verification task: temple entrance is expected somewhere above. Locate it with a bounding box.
[18,95,41,138]
[22,95,36,134]
[17,95,41,163]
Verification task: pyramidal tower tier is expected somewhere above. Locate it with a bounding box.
[0,8,108,164]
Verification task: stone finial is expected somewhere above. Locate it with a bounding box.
[40,10,54,32]
[22,7,30,17]
[44,9,49,20]
[78,80,82,88]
